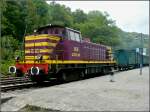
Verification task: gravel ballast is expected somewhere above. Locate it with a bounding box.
[1,67,149,111]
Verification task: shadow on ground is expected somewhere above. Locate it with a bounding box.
[1,97,14,104]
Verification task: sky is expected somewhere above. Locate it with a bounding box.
[47,1,149,35]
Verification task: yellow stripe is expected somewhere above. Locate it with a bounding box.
[26,34,49,38]
[19,60,116,64]
[25,49,53,53]
[25,35,60,41]
[25,42,56,47]
[45,60,116,64]
[25,56,49,60]
[37,35,60,41]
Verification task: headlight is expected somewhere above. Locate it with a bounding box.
[31,67,39,75]
[9,66,16,73]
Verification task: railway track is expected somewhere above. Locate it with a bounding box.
[0,70,120,92]
[1,77,31,85]
[1,76,36,92]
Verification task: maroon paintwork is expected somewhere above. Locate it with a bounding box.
[52,39,107,61]
[28,25,109,61]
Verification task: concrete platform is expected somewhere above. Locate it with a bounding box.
[1,67,149,111]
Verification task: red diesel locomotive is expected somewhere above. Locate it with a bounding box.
[9,25,115,82]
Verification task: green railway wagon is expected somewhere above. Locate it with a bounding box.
[114,49,140,70]
[143,55,149,66]
[114,49,128,69]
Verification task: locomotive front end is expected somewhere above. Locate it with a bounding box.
[25,34,60,80]
[9,33,61,81]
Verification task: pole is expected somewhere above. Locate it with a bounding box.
[149,23,150,77]
[140,33,143,75]
[149,30,150,77]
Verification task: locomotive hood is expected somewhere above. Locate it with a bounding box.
[25,34,61,60]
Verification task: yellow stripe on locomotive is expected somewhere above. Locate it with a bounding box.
[25,55,50,60]
[24,34,61,60]
[25,34,60,41]
[25,49,53,53]
[25,42,57,47]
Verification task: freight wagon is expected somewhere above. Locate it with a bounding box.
[114,49,149,70]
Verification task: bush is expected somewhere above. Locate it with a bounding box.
[1,60,15,75]
[0,35,20,75]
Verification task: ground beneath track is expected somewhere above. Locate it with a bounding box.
[1,67,149,111]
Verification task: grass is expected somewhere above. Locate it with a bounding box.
[1,60,15,75]
[19,105,60,112]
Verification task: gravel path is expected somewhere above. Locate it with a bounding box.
[1,67,149,111]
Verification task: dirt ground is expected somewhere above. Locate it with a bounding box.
[1,67,149,111]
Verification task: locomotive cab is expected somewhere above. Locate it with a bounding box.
[36,25,82,42]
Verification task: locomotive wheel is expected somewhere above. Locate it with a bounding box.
[61,71,81,82]
[61,72,71,82]
[80,71,85,79]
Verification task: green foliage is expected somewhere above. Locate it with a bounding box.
[25,0,39,34]
[115,31,149,51]
[49,3,73,26]
[19,105,53,112]
[2,0,50,41]
[33,0,50,25]
[0,35,21,74]
[1,35,19,50]
[1,35,20,61]
[74,11,121,46]
[1,0,149,75]
[72,9,87,24]
[2,1,26,41]
[1,60,15,75]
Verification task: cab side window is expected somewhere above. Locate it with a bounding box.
[70,31,75,41]
[74,33,80,42]
[67,30,81,42]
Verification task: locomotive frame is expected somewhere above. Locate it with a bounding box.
[9,24,116,82]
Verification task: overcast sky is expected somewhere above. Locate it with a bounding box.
[47,1,149,34]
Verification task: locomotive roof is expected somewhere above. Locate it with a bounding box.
[36,24,81,33]
[36,24,64,31]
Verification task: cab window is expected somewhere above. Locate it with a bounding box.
[70,31,75,41]
[74,33,80,42]
[67,30,81,42]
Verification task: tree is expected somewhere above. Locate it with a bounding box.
[74,10,121,46]
[48,3,73,26]
[72,9,87,24]
[0,0,7,36]
[25,0,39,34]
[1,35,19,60]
